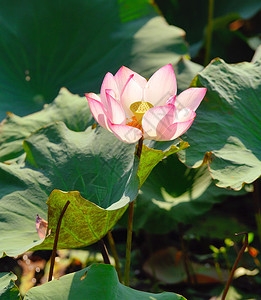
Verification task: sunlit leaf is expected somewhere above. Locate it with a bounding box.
[0,273,20,299]
[24,264,186,300]
[124,155,241,234]
[0,123,139,256]
[0,88,94,162]
[178,58,261,190]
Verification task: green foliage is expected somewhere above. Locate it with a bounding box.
[0,273,20,299]
[129,155,241,233]
[138,140,189,187]
[0,123,139,256]
[173,58,203,93]
[0,89,94,162]
[0,0,188,120]
[178,58,261,190]
[0,121,188,256]
[155,0,261,59]
[24,264,186,300]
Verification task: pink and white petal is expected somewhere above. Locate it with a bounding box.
[36,214,48,240]
[86,97,110,131]
[174,107,196,122]
[166,95,176,105]
[175,88,207,111]
[100,72,119,105]
[142,105,176,140]
[159,118,195,141]
[144,64,177,107]
[85,92,101,102]
[105,90,126,125]
[115,66,147,94]
[108,121,142,144]
[121,77,144,117]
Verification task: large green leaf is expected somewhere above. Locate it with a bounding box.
[173,58,203,93]
[124,155,241,234]
[0,0,187,120]
[24,264,186,300]
[138,140,189,187]
[178,58,261,190]
[0,88,94,162]
[0,273,20,299]
[0,122,139,257]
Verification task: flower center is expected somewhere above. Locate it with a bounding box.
[129,101,154,124]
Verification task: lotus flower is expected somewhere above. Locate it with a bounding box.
[85,64,206,143]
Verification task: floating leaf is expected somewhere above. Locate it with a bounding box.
[178,58,261,190]
[0,123,139,257]
[24,264,186,300]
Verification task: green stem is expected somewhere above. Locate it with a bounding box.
[48,201,70,281]
[204,0,214,66]
[124,137,143,286]
[107,231,122,282]
[221,232,248,300]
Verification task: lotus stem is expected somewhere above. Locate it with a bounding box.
[124,137,143,286]
[98,239,111,264]
[48,200,70,281]
[179,224,196,285]
[204,0,214,66]
[107,231,122,282]
[253,180,261,245]
[221,232,248,300]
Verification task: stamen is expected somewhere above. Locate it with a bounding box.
[126,117,143,132]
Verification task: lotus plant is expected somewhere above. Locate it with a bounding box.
[85,64,206,143]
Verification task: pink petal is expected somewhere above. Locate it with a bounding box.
[144,64,177,107]
[158,108,196,141]
[100,72,119,105]
[114,66,147,94]
[175,107,196,122]
[105,90,126,125]
[121,77,144,117]
[159,118,195,141]
[108,121,142,143]
[36,214,48,240]
[142,105,176,140]
[175,88,207,111]
[85,93,110,130]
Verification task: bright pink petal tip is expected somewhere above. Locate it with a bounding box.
[115,66,147,94]
[105,90,126,125]
[100,72,119,104]
[87,97,110,130]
